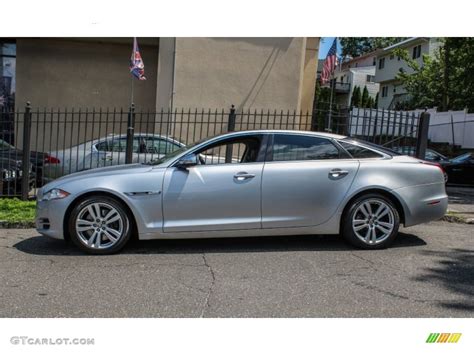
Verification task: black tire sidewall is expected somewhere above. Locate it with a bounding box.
[68,196,131,254]
[342,193,400,249]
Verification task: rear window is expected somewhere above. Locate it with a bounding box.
[338,140,384,159]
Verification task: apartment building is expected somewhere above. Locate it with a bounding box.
[374,37,441,109]
[331,51,380,107]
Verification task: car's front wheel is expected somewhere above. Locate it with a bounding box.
[68,196,131,254]
[342,193,400,249]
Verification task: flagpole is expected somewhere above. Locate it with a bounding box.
[130,38,135,108]
[326,37,338,133]
[126,38,136,165]
[327,71,335,132]
[130,74,135,107]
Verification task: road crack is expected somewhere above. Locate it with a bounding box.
[199,254,216,318]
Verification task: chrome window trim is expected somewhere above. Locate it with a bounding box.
[335,139,392,160]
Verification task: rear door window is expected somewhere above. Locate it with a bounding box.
[272,135,343,161]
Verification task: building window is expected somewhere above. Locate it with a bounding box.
[0,42,16,112]
[381,86,388,98]
[378,57,385,69]
[372,57,376,66]
[355,62,358,67]
[412,45,421,59]
[390,54,394,60]
[366,75,375,83]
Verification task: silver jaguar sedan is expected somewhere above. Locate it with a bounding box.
[36,130,448,254]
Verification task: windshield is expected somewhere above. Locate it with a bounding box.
[0,139,14,151]
[450,152,471,163]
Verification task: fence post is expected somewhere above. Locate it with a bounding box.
[225,104,236,163]
[126,103,135,164]
[21,102,32,201]
[415,111,430,159]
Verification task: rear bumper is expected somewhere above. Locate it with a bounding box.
[393,182,448,227]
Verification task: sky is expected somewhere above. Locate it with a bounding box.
[319,37,342,59]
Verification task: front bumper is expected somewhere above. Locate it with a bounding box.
[35,195,73,240]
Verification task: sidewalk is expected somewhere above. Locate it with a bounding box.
[446,186,474,224]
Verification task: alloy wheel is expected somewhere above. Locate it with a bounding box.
[352,199,395,245]
[75,202,124,250]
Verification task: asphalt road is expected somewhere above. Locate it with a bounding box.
[0,221,472,317]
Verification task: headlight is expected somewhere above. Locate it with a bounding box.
[41,188,70,201]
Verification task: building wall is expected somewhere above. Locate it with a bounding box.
[374,38,430,84]
[352,67,379,99]
[299,37,320,114]
[377,80,407,109]
[157,37,318,112]
[16,38,159,110]
[374,38,441,109]
[342,53,377,70]
[334,67,379,107]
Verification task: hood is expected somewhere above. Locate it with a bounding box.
[43,163,155,190]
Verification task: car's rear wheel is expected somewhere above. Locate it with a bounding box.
[342,193,400,249]
[68,196,131,254]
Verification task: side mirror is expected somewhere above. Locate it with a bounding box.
[176,154,198,169]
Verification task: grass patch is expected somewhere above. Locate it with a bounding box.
[441,211,467,224]
[0,198,36,227]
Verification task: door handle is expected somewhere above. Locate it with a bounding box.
[234,172,256,181]
[329,169,349,178]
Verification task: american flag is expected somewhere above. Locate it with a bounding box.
[320,38,338,84]
[130,37,146,81]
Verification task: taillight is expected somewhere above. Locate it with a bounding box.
[420,160,448,183]
[45,154,60,164]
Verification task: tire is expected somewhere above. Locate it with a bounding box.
[68,196,132,254]
[342,193,400,249]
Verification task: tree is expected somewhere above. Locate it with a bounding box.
[361,86,369,107]
[394,38,474,111]
[312,81,332,129]
[366,96,374,109]
[374,92,379,108]
[340,37,407,57]
[350,86,361,107]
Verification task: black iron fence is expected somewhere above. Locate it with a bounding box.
[1,102,428,199]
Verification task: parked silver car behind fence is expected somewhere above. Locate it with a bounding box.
[42,133,184,180]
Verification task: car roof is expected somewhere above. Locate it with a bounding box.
[217,130,347,140]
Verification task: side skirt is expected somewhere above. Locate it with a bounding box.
[139,213,342,240]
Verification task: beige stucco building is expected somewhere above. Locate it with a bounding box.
[14,37,319,113]
[7,37,319,149]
